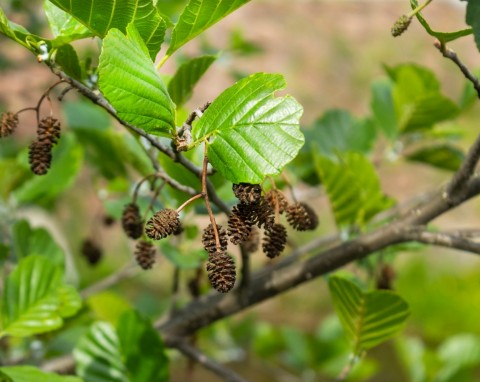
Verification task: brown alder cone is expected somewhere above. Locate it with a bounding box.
[263,223,287,259]
[145,209,181,240]
[242,226,260,253]
[206,251,236,293]
[232,183,262,205]
[37,116,61,146]
[121,203,143,239]
[28,140,52,175]
[227,204,253,244]
[0,112,18,138]
[80,239,103,266]
[286,202,319,231]
[202,224,228,254]
[250,198,275,229]
[134,240,156,270]
[264,189,289,214]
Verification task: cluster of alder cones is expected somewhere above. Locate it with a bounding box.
[0,112,61,175]
[120,183,318,294]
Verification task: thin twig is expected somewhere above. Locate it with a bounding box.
[167,337,247,382]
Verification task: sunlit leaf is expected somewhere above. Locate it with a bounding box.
[44,1,92,42]
[0,366,82,382]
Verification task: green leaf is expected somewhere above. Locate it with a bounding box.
[0,8,45,52]
[54,44,82,80]
[44,1,92,42]
[314,152,394,227]
[47,0,166,59]
[14,133,84,205]
[370,79,397,140]
[192,73,304,183]
[0,366,82,382]
[406,144,464,171]
[74,313,169,382]
[98,26,175,136]
[0,256,82,338]
[436,334,480,382]
[117,311,169,382]
[12,219,65,267]
[410,0,473,45]
[466,0,480,51]
[0,159,29,200]
[306,109,376,158]
[328,275,410,353]
[168,55,217,106]
[74,322,128,382]
[87,292,132,326]
[167,0,251,56]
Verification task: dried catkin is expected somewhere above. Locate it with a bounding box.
[145,209,181,240]
[206,251,236,293]
[0,112,18,138]
[264,189,289,214]
[28,140,52,175]
[134,240,156,270]
[232,183,262,205]
[286,202,319,231]
[227,204,253,244]
[202,224,228,254]
[263,223,287,259]
[121,203,143,239]
[37,116,61,146]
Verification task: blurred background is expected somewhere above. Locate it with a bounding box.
[1,0,480,381]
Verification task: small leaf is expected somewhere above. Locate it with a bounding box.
[168,55,217,106]
[98,26,175,136]
[0,8,45,52]
[47,0,166,58]
[329,275,410,353]
[192,73,304,183]
[117,311,169,382]
[314,152,394,228]
[54,44,82,80]
[167,0,251,56]
[370,79,397,140]
[74,322,128,382]
[0,256,82,338]
[0,366,82,382]
[466,0,480,51]
[406,144,464,171]
[12,219,65,267]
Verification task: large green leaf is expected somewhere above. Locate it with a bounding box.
[44,1,92,42]
[98,26,175,136]
[329,276,410,354]
[192,73,304,183]
[74,322,128,382]
[168,55,217,106]
[12,219,65,267]
[406,144,464,172]
[314,152,394,228]
[117,311,169,382]
[166,0,251,56]
[0,256,81,338]
[0,366,82,382]
[74,312,169,382]
[305,109,376,158]
[13,133,84,205]
[466,0,480,51]
[47,0,166,59]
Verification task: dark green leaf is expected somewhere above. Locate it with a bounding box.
[329,275,410,353]
[55,44,82,80]
[14,133,84,205]
[167,0,251,56]
[98,26,175,136]
[168,55,217,106]
[12,219,65,267]
[0,366,82,382]
[466,0,480,51]
[314,152,394,227]
[117,311,169,382]
[370,79,397,140]
[306,109,376,158]
[406,144,464,171]
[0,256,81,338]
[192,73,304,183]
[47,0,166,59]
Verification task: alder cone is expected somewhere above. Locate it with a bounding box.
[0,112,18,138]
[145,208,181,240]
[28,140,52,175]
[37,116,61,146]
[134,240,156,270]
[80,239,102,265]
[286,202,319,231]
[202,224,228,254]
[232,183,262,205]
[206,251,236,293]
[264,189,289,214]
[121,203,143,239]
[263,223,287,259]
[227,204,253,244]
[251,198,275,229]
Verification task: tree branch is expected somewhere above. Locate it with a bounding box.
[167,338,247,382]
